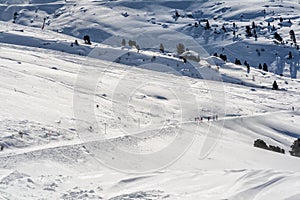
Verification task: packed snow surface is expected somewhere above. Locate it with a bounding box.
[0,0,300,199]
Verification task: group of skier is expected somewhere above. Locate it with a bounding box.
[195,115,218,122]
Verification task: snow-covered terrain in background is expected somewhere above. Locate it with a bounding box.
[0,0,300,199]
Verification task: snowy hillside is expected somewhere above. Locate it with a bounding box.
[0,0,300,199]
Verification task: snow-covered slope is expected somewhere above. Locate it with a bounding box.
[0,0,300,199]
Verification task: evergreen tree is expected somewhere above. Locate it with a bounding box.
[175,10,180,18]
[288,51,293,59]
[289,30,297,44]
[177,43,185,55]
[245,25,252,37]
[41,17,46,30]
[269,145,285,154]
[83,35,91,45]
[254,139,285,154]
[132,41,137,47]
[151,56,156,62]
[254,139,269,150]
[136,44,140,52]
[253,29,257,39]
[222,25,226,32]
[13,12,18,23]
[279,17,283,22]
[159,43,164,53]
[290,138,300,157]
[263,63,268,72]
[235,58,241,65]
[272,80,279,90]
[274,32,283,42]
[128,40,134,47]
[205,20,210,30]
[219,54,227,62]
[121,38,126,46]
[252,21,256,29]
